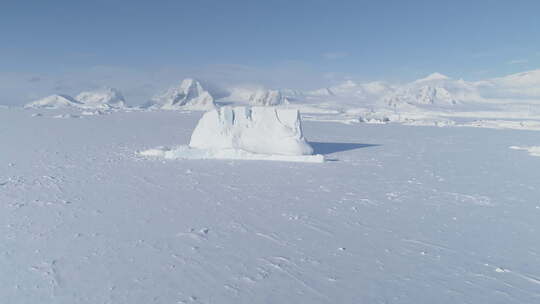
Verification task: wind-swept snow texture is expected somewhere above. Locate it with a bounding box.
[2,107,540,303]
[75,87,126,109]
[150,78,215,110]
[190,106,314,156]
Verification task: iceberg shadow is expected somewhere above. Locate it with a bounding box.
[309,141,379,155]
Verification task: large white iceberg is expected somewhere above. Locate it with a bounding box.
[76,87,126,109]
[25,94,83,109]
[190,106,313,155]
[140,106,323,162]
[149,78,215,110]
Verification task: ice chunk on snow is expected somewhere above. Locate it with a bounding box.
[190,106,314,156]
[509,146,540,157]
[149,78,215,110]
[76,87,126,109]
[249,90,289,106]
[25,94,82,109]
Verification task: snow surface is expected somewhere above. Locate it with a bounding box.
[148,78,215,110]
[3,107,540,303]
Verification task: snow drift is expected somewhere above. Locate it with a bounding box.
[76,87,126,109]
[25,94,82,109]
[149,78,215,110]
[140,106,323,162]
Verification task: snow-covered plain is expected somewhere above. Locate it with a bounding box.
[2,106,540,303]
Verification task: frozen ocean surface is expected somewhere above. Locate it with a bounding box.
[1,107,540,303]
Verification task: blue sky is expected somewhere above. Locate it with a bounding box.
[1,0,540,104]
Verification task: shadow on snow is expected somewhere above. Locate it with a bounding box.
[309,142,379,155]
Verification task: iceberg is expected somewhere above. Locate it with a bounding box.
[190,106,313,155]
[140,106,323,162]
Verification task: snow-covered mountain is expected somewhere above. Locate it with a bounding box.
[384,85,458,107]
[149,78,215,110]
[383,73,467,107]
[292,73,484,109]
[476,69,540,100]
[76,87,126,109]
[307,87,335,97]
[24,94,83,109]
[224,86,264,103]
[249,89,289,106]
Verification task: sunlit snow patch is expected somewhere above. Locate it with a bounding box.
[139,106,324,163]
[509,146,540,157]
